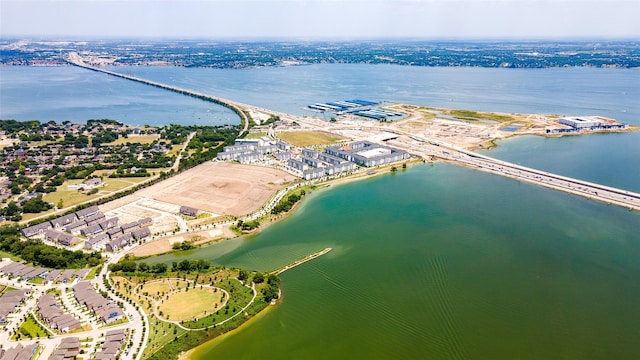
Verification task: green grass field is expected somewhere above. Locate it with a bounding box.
[0,250,21,261]
[12,313,53,340]
[43,176,151,211]
[141,281,173,300]
[28,277,44,285]
[158,288,224,321]
[278,131,346,147]
[85,266,100,280]
[244,132,267,139]
[144,315,187,359]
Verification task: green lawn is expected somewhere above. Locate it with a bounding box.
[43,180,102,209]
[43,176,152,211]
[12,313,53,340]
[0,250,21,261]
[28,277,44,285]
[85,266,100,280]
[244,132,267,139]
[277,131,346,147]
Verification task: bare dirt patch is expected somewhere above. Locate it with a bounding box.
[131,228,228,257]
[136,162,296,216]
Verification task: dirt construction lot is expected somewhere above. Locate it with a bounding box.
[136,161,296,217]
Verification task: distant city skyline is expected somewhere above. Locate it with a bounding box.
[1,0,639,40]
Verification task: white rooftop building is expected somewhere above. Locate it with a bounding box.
[559,116,601,129]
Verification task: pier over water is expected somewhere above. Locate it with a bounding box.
[65,54,640,212]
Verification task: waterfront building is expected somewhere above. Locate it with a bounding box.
[318,152,348,165]
[324,162,357,175]
[302,156,322,168]
[276,141,291,151]
[325,141,409,167]
[274,152,292,161]
[303,168,326,180]
[302,148,320,158]
[237,152,263,164]
[287,159,308,172]
[559,116,601,129]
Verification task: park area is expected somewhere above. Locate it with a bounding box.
[135,161,296,216]
[157,287,226,322]
[111,267,272,359]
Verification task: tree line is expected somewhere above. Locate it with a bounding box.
[271,190,305,215]
[0,225,102,269]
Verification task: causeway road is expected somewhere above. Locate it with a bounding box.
[65,55,640,212]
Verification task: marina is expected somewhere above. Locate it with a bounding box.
[307,99,405,121]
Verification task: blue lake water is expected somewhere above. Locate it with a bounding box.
[0,66,239,126]
[2,63,639,359]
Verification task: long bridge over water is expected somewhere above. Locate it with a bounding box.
[66,54,640,211]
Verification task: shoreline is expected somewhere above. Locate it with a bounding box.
[180,300,279,360]
[132,158,427,259]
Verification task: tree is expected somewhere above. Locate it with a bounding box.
[238,270,249,281]
[253,272,265,284]
[196,259,210,270]
[178,259,191,272]
[152,263,168,273]
[137,262,150,273]
[21,195,53,213]
[120,260,137,273]
[56,198,64,209]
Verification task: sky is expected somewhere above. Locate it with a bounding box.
[1,0,639,39]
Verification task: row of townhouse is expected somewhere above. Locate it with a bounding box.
[0,289,31,324]
[217,146,278,164]
[103,219,152,252]
[217,139,291,164]
[94,329,127,360]
[0,262,47,281]
[45,229,79,247]
[291,159,357,180]
[0,343,38,360]
[21,205,102,238]
[0,262,89,284]
[37,294,82,332]
[48,337,81,360]
[72,282,124,324]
